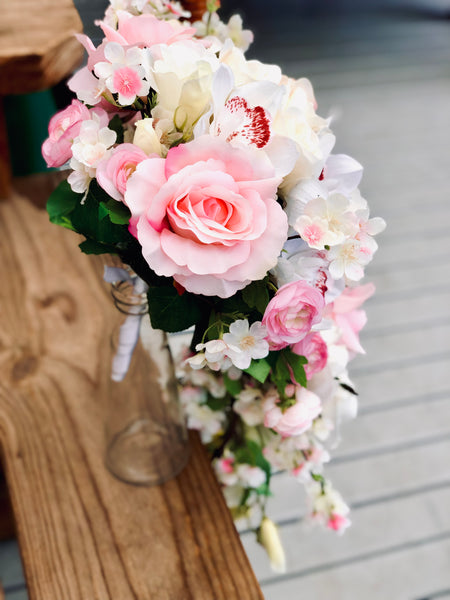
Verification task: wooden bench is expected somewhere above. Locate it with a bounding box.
[0,1,264,597]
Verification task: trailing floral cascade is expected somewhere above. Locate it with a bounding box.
[43,0,385,571]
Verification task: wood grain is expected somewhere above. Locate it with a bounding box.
[0,186,263,600]
[0,0,84,95]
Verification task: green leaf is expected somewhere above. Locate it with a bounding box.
[234,439,271,481]
[241,279,270,315]
[78,239,119,255]
[108,114,124,144]
[70,182,131,247]
[102,198,131,225]
[275,354,290,382]
[46,179,80,230]
[285,350,308,387]
[147,284,203,332]
[205,395,228,412]
[223,372,242,397]
[244,358,272,384]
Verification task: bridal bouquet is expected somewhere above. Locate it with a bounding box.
[43,0,385,570]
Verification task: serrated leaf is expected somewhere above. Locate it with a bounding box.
[244,358,272,384]
[147,284,203,332]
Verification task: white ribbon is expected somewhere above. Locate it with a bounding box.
[104,266,149,382]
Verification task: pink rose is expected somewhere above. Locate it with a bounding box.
[262,280,325,350]
[264,387,322,438]
[42,100,89,167]
[96,143,148,201]
[42,101,109,168]
[291,333,328,380]
[98,11,196,47]
[125,136,287,298]
[325,283,375,355]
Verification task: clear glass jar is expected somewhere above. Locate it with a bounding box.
[105,272,190,485]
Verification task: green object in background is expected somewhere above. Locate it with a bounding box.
[3,90,58,176]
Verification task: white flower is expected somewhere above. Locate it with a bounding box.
[143,41,219,136]
[71,117,116,169]
[223,319,269,370]
[184,402,225,442]
[95,42,150,106]
[328,238,372,281]
[236,464,266,488]
[233,387,266,426]
[189,339,232,371]
[294,194,358,249]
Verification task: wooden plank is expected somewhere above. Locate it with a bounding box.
[243,487,450,586]
[0,189,263,600]
[0,0,84,95]
[260,536,450,600]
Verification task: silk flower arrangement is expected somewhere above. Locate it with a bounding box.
[43,0,385,571]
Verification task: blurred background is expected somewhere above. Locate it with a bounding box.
[1,0,450,598]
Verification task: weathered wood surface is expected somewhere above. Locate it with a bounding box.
[0,189,263,600]
[0,0,83,95]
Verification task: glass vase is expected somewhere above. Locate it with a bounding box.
[104,270,190,485]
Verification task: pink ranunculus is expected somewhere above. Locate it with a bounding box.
[325,283,375,355]
[125,136,287,298]
[264,387,322,438]
[42,100,91,167]
[96,143,148,201]
[262,280,325,350]
[291,332,328,380]
[98,11,196,48]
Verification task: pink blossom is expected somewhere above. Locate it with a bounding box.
[125,136,287,298]
[96,143,148,201]
[327,513,351,532]
[42,100,106,168]
[262,280,325,350]
[291,333,328,379]
[326,283,375,355]
[264,387,322,438]
[98,11,196,47]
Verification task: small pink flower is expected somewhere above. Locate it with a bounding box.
[327,513,350,532]
[97,143,148,201]
[264,387,322,438]
[217,457,235,475]
[291,333,328,379]
[125,136,287,298]
[42,100,96,168]
[325,283,375,355]
[262,280,325,350]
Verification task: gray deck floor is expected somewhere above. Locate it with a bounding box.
[1,5,449,600]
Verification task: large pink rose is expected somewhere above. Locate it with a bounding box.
[291,332,328,379]
[125,136,288,298]
[97,143,148,201]
[264,387,322,438]
[262,280,325,350]
[98,11,196,47]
